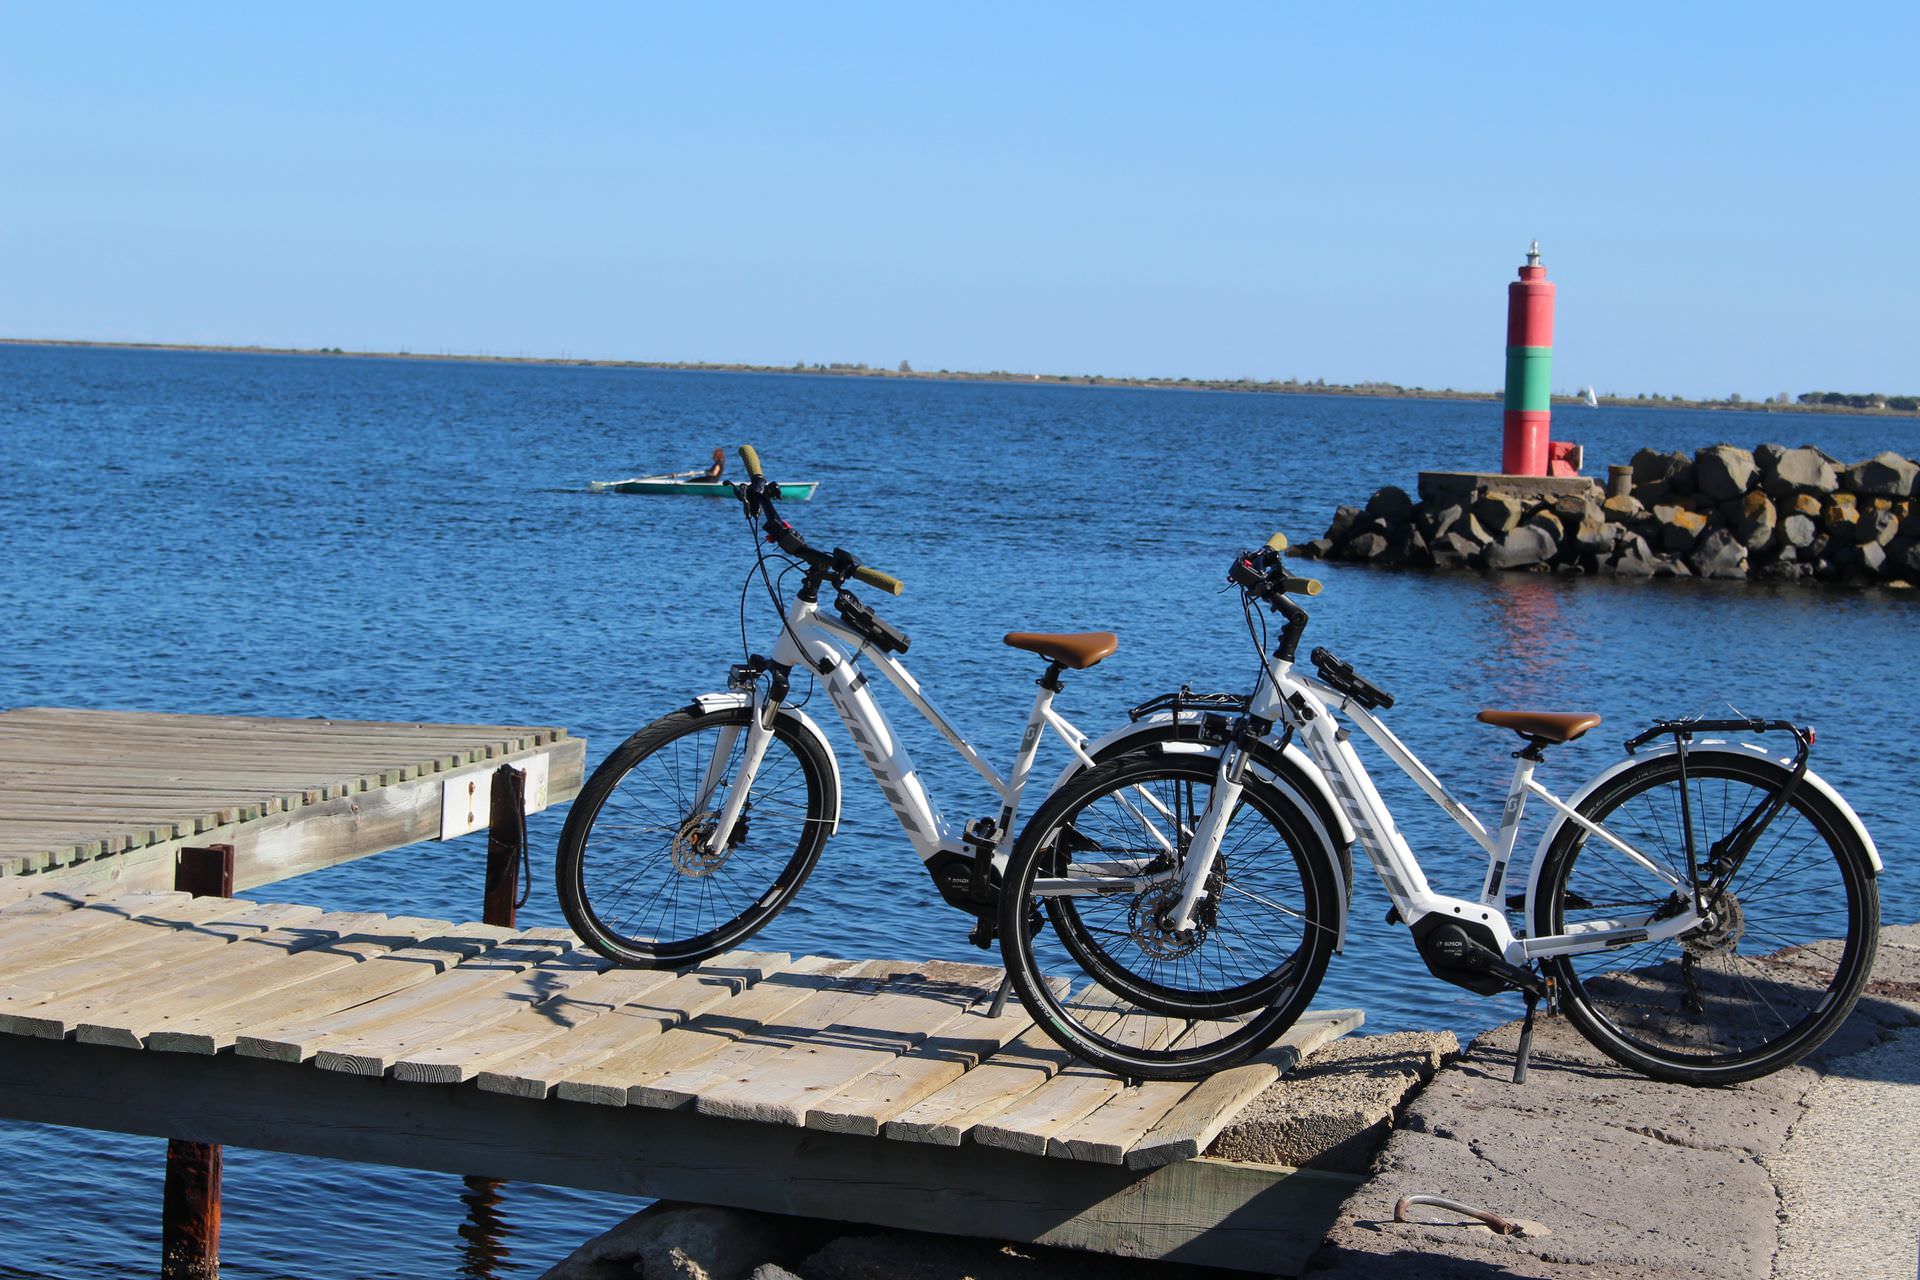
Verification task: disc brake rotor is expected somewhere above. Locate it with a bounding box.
[671,810,738,877]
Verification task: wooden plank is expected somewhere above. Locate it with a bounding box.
[626,959,908,1114]
[311,932,600,1076]
[235,926,555,1064]
[690,960,1005,1126]
[804,978,1069,1138]
[391,962,682,1085]
[1124,1008,1364,1169]
[881,1018,1077,1146]
[558,957,856,1107]
[1047,1009,1362,1165]
[475,951,789,1099]
[0,902,328,1039]
[70,911,391,1048]
[0,890,189,951]
[0,895,244,986]
[152,922,516,1055]
[0,1033,1362,1274]
[966,1004,1184,1156]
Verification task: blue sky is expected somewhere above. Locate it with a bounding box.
[4,4,1914,398]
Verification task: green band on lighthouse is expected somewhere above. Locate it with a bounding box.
[1504,346,1553,413]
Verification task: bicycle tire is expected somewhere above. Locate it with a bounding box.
[1532,748,1878,1085]
[999,750,1341,1080]
[557,703,836,967]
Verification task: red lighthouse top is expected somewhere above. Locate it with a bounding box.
[1507,240,1555,348]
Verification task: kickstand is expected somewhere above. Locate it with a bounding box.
[1512,990,1540,1084]
[986,971,1013,1019]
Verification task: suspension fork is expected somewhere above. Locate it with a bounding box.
[704,662,791,854]
[1163,731,1254,932]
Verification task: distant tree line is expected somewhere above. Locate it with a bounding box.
[1798,391,1919,412]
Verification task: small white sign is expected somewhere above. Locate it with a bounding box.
[439,753,552,840]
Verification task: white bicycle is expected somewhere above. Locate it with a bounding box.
[997,534,1883,1083]
[558,446,1134,971]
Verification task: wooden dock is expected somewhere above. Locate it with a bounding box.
[0,708,583,895]
[0,889,1364,1270]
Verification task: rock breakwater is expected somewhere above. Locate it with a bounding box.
[1299,444,1920,587]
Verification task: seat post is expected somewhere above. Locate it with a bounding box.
[1037,661,1066,692]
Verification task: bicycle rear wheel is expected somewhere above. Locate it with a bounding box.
[999,750,1341,1080]
[557,704,836,967]
[1532,749,1878,1085]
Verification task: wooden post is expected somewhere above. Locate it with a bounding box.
[465,766,527,1256]
[163,843,233,1280]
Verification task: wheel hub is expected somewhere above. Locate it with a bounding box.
[1128,858,1225,960]
[1682,891,1746,958]
[671,809,742,876]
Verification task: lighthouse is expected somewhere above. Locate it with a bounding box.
[1502,242,1581,476]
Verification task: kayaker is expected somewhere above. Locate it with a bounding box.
[699,448,724,481]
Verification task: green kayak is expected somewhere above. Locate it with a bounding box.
[590,476,818,500]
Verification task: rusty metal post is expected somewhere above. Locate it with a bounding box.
[482,764,526,930]
[163,843,233,1280]
[464,764,528,1271]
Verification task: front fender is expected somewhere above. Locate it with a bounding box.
[692,692,844,836]
[1522,739,1882,921]
[1061,714,1354,950]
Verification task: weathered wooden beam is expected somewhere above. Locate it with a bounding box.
[0,1036,1357,1272]
[2,738,582,897]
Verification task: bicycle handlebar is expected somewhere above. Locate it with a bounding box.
[735,443,905,594]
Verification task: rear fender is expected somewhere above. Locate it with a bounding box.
[691,692,843,835]
[1523,739,1882,920]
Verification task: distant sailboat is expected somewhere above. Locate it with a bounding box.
[1583,385,1599,407]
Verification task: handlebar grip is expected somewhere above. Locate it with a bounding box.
[739,445,764,479]
[1282,576,1323,596]
[1265,531,1289,552]
[853,564,904,596]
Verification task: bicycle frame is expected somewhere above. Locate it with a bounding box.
[707,591,1101,868]
[1164,655,1707,967]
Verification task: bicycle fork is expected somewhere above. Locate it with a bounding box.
[702,662,791,855]
[1162,740,1252,933]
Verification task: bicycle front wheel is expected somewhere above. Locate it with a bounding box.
[557,704,837,967]
[999,751,1341,1080]
[1533,749,1878,1085]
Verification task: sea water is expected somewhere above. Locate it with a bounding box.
[1,344,1913,1277]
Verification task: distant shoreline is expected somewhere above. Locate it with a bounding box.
[3,336,1914,420]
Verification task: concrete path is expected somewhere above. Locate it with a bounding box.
[1305,924,1920,1280]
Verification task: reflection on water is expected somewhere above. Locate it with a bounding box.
[1479,573,1574,704]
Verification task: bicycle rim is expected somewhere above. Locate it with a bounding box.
[1003,752,1338,1079]
[559,706,833,966]
[1536,752,1877,1083]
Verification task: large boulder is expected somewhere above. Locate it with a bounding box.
[1471,493,1524,538]
[1345,531,1389,561]
[1485,523,1558,570]
[1417,502,1465,542]
[1323,505,1363,544]
[1735,491,1778,551]
[1631,448,1692,502]
[1652,504,1709,553]
[1777,513,1819,552]
[1688,528,1749,579]
[540,1203,786,1280]
[1858,509,1900,547]
[1430,530,1481,567]
[1845,451,1919,498]
[1609,533,1658,576]
[1761,446,1840,498]
[1365,485,1415,526]
[1694,444,1757,502]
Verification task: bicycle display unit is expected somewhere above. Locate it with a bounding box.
[560,450,1883,1086]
